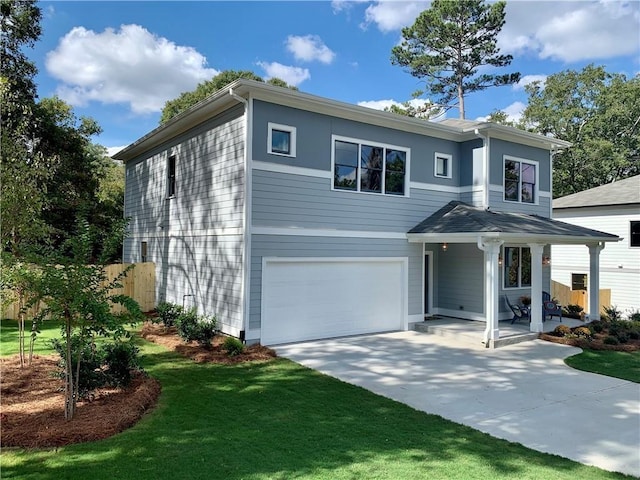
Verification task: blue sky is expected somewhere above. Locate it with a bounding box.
[32,1,640,155]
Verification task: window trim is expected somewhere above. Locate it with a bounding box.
[631,221,640,247]
[330,134,410,198]
[167,155,176,198]
[503,155,539,204]
[502,245,532,290]
[267,122,296,157]
[434,152,452,179]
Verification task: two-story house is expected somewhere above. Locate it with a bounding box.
[114,79,619,347]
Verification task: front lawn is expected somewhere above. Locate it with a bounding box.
[565,350,640,383]
[0,323,631,479]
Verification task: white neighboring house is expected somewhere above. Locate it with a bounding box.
[552,175,640,315]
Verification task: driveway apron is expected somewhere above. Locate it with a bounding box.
[276,331,640,477]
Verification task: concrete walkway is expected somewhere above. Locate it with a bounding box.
[276,331,640,477]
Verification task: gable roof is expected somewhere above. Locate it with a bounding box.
[407,201,619,244]
[553,175,640,209]
[113,79,570,162]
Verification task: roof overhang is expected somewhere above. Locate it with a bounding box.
[406,231,620,245]
[113,78,572,162]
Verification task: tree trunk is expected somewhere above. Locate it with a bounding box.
[458,81,465,119]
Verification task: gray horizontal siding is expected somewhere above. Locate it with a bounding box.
[124,234,244,333]
[249,235,423,331]
[252,170,459,232]
[437,243,485,314]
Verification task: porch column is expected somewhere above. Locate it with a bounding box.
[588,242,605,320]
[478,238,503,346]
[528,243,545,333]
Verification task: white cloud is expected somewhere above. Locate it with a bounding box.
[45,24,218,115]
[331,0,370,14]
[476,101,526,124]
[358,97,443,119]
[257,61,310,86]
[514,74,547,91]
[358,98,398,110]
[501,1,640,62]
[362,1,427,32]
[286,35,336,64]
[107,146,128,157]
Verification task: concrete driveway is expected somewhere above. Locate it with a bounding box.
[276,331,640,477]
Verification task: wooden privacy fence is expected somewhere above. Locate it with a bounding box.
[1,262,156,320]
[551,280,611,315]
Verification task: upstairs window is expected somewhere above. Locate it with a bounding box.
[268,123,296,157]
[504,156,537,204]
[167,155,176,197]
[332,136,408,196]
[434,153,452,179]
[504,246,531,288]
[631,221,640,247]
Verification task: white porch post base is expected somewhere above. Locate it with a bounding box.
[478,238,503,345]
[528,243,545,333]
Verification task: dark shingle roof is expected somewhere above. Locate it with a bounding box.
[408,201,619,241]
[553,175,640,209]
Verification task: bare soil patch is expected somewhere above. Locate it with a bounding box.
[1,323,276,449]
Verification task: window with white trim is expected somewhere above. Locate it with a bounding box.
[434,153,452,179]
[332,136,408,196]
[268,122,296,157]
[503,246,531,288]
[504,156,537,203]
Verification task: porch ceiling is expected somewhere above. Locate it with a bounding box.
[407,201,620,245]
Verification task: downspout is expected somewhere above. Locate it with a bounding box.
[474,129,490,209]
[229,88,251,342]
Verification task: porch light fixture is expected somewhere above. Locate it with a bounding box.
[542,255,551,266]
[441,243,448,252]
[498,254,503,266]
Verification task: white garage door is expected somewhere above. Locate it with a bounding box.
[261,257,407,345]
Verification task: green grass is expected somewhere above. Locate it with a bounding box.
[1,322,632,480]
[0,318,63,356]
[565,349,640,383]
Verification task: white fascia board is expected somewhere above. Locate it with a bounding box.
[406,232,620,244]
[467,123,572,150]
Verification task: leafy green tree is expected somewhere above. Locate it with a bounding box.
[34,218,142,419]
[521,65,640,197]
[383,100,445,120]
[391,0,519,119]
[160,70,296,124]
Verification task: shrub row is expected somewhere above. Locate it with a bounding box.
[552,318,640,345]
[153,302,244,355]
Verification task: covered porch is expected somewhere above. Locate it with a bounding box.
[407,202,620,348]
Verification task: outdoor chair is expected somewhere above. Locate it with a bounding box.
[504,295,529,324]
[542,291,562,322]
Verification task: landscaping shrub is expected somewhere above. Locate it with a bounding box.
[603,335,620,345]
[589,320,604,334]
[573,326,592,339]
[51,337,142,398]
[563,304,583,319]
[602,305,623,322]
[155,301,183,327]
[628,310,640,322]
[176,308,217,348]
[222,336,245,357]
[553,324,571,336]
[101,341,141,387]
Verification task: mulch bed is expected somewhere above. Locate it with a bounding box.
[539,331,640,352]
[1,322,276,449]
[0,355,161,448]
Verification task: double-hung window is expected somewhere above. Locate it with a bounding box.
[504,246,531,288]
[332,136,408,196]
[631,221,640,247]
[504,156,537,203]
